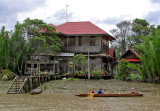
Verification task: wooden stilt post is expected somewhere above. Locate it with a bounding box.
[88,50,90,80]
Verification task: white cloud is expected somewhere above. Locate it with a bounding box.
[5,0,160,32]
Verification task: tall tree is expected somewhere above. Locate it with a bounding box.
[21,18,61,53]
[12,18,61,75]
[0,18,61,76]
[129,18,150,47]
[132,18,150,36]
[0,26,5,69]
[9,22,30,75]
[110,20,132,55]
[0,26,11,69]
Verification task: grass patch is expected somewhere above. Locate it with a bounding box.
[66,77,80,80]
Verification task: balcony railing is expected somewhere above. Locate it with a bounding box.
[61,46,101,53]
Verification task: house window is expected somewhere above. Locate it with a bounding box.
[78,36,82,46]
[90,36,95,46]
[69,36,75,46]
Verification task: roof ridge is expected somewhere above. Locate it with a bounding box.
[57,21,90,26]
[89,22,107,34]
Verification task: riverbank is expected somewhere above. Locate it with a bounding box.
[1,79,160,111]
[1,79,160,96]
[41,79,160,96]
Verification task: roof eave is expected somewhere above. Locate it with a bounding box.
[58,33,116,40]
[106,34,116,40]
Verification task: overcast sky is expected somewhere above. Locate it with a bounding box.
[1,0,160,33]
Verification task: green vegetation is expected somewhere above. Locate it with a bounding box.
[1,17,160,83]
[130,29,160,83]
[115,59,131,81]
[111,18,160,83]
[22,18,61,53]
[110,18,160,58]
[126,74,142,81]
[0,73,3,79]
[66,77,80,80]
[73,54,87,74]
[91,68,102,79]
[0,18,60,77]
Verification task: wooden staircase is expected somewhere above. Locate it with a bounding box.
[7,76,28,94]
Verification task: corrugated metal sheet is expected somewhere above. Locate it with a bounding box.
[56,21,107,35]
[29,52,74,57]
[54,21,115,40]
[83,53,107,57]
[52,53,74,57]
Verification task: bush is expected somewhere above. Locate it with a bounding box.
[126,74,142,81]
[91,68,102,79]
[79,71,84,74]
[7,74,14,80]
[70,70,79,76]
[115,59,131,81]
[0,69,15,80]
[4,69,10,75]
[0,73,3,79]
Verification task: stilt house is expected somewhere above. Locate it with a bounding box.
[24,21,115,76]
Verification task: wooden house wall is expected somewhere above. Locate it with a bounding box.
[111,63,117,76]
[60,36,109,54]
[24,55,74,75]
[122,51,137,58]
[25,35,111,75]
[89,57,102,71]
[102,37,109,54]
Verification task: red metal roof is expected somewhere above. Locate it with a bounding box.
[120,49,141,62]
[39,21,115,40]
[129,48,140,57]
[120,49,141,59]
[56,21,108,35]
[124,58,141,62]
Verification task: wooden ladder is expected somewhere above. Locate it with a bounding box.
[7,76,28,94]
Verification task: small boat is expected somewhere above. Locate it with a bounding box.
[30,87,42,95]
[74,93,143,97]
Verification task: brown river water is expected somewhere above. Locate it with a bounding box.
[0,93,160,111]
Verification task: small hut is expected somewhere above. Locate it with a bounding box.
[120,48,141,74]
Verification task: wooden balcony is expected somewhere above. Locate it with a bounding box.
[61,46,101,53]
[26,60,54,64]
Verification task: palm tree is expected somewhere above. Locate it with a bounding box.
[130,29,160,82]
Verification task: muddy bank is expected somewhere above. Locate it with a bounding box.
[0,80,12,93]
[1,79,160,96]
[41,79,160,96]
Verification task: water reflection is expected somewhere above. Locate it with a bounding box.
[0,93,160,111]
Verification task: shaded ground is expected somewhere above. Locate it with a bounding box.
[1,79,160,96]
